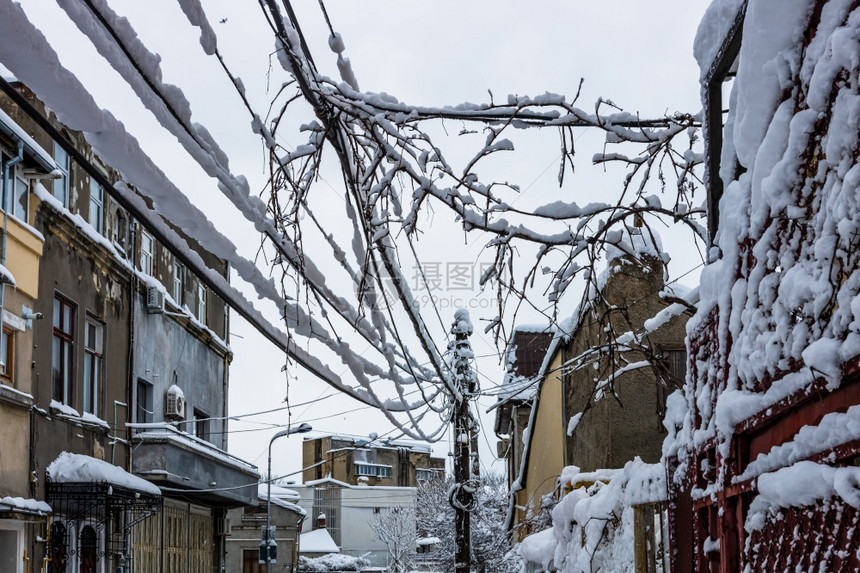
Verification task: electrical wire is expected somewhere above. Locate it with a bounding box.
[65,0,454,441]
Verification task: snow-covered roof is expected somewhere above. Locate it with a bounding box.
[261,483,300,501]
[299,528,340,554]
[130,423,259,476]
[0,105,58,172]
[257,483,307,516]
[317,434,433,454]
[510,323,553,335]
[0,263,16,287]
[297,477,418,494]
[301,477,353,489]
[0,496,51,516]
[47,452,161,496]
[603,225,666,267]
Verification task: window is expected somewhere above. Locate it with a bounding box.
[136,379,153,425]
[89,179,103,234]
[11,174,28,222]
[83,318,104,416]
[173,259,185,305]
[0,523,24,573]
[48,521,67,573]
[78,525,98,572]
[355,463,392,478]
[53,142,70,207]
[416,468,442,481]
[662,349,687,386]
[196,283,207,323]
[52,295,75,405]
[140,231,154,276]
[658,348,687,421]
[192,408,210,442]
[113,210,129,253]
[0,326,13,384]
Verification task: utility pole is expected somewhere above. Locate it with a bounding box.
[448,309,480,573]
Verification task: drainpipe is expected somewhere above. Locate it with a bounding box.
[126,222,137,462]
[111,401,128,465]
[0,139,24,344]
[122,224,137,573]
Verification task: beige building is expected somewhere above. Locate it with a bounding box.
[0,87,56,572]
[499,239,691,539]
[302,435,445,487]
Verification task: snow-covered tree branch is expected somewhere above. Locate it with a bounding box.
[257,0,708,392]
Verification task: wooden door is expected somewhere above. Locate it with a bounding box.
[242,549,265,573]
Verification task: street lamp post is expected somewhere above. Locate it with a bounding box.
[266,423,312,573]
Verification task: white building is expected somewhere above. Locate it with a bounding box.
[292,477,417,568]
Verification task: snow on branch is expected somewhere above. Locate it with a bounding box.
[257,0,707,358]
[0,0,454,442]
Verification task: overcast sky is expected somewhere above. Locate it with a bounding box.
[15,0,710,482]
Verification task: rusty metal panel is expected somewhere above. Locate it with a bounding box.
[744,499,860,571]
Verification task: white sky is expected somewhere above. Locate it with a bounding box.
[14,0,710,483]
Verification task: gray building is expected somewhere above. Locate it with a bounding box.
[225,485,306,573]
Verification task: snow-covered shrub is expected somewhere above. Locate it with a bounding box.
[297,553,369,572]
[416,473,522,573]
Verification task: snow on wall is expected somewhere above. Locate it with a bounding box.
[670,0,860,487]
[746,461,860,533]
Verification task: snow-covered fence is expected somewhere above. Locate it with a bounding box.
[632,502,669,573]
[519,459,667,573]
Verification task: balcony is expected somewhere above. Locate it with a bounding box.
[130,424,259,507]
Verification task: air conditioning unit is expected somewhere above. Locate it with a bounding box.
[146,286,165,314]
[165,384,186,420]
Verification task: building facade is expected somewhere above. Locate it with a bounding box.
[293,478,417,569]
[0,83,58,573]
[0,80,261,573]
[501,244,690,539]
[225,485,305,573]
[668,1,860,571]
[302,435,445,487]
[494,328,555,499]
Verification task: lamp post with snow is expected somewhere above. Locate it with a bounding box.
[264,423,312,573]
